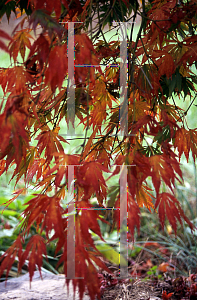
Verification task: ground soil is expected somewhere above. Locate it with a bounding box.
[0,267,197,299]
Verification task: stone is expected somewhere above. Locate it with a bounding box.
[0,271,91,300]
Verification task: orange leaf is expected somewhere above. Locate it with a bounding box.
[174,127,197,162]
[9,29,33,62]
[1,65,34,94]
[136,184,155,211]
[162,291,173,300]
[159,53,175,79]
[115,193,141,241]
[155,192,195,234]
[76,160,109,203]
[75,33,101,83]
[36,127,67,163]
[21,235,47,284]
[158,262,169,273]
[0,235,23,281]
[77,200,105,246]
[45,44,68,92]
[149,153,182,195]
[23,195,64,238]
[82,125,99,159]
[127,194,141,240]
[57,215,110,300]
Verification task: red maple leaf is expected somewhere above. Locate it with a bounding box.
[162,290,173,299]
[155,193,194,234]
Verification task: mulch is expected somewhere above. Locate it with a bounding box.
[99,269,197,300]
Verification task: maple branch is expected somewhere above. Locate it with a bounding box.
[59,0,75,21]
[171,95,184,128]
[92,0,117,40]
[52,92,67,130]
[177,92,197,124]
[110,123,121,155]
[136,11,171,23]
[88,0,93,40]
[1,2,197,297]
[129,7,137,44]
[96,1,108,46]
[139,36,159,70]
[83,123,118,159]
[119,0,126,23]
[112,136,125,156]
[79,96,90,163]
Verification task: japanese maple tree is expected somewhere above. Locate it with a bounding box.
[0,0,197,299]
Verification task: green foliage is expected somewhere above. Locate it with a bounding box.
[0,0,32,20]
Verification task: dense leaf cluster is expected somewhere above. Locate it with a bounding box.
[0,0,197,299]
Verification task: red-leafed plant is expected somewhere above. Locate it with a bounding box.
[0,0,197,299]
